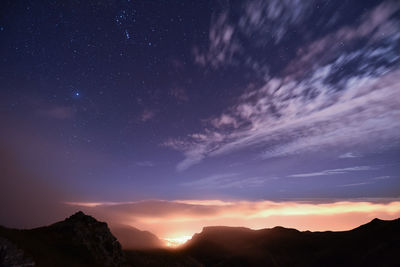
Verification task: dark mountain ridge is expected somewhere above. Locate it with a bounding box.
[182,218,400,267]
[1,213,399,267]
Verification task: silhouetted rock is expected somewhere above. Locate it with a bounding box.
[49,211,126,266]
[0,237,35,267]
[181,218,400,267]
[0,211,127,267]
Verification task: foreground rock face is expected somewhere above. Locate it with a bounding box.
[49,211,126,266]
[0,237,35,267]
[0,211,127,267]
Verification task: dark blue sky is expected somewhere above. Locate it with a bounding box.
[1,0,399,213]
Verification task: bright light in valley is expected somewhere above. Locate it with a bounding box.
[163,235,192,247]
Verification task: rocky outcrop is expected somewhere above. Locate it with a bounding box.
[0,211,128,266]
[49,211,126,266]
[0,237,35,267]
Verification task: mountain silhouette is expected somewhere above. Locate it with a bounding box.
[1,213,399,267]
[0,211,127,267]
[110,225,164,250]
[181,218,400,267]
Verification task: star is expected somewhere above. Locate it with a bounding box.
[125,29,130,40]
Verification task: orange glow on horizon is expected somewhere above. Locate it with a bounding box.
[163,235,193,247]
[66,199,400,239]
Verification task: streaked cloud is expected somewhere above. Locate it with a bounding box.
[339,152,361,159]
[140,109,156,122]
[288,166,375,178]
[181,173,269,189]
[372,176,392,180]
[166,1,400,171]
[337,182,374,187]
[170,87,189,102]
[136,161,155,167]
[194,0,315,68]
[37,105,76,120]
[64,201,122,207]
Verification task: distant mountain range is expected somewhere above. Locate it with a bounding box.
[1,211,399,266]
[110,225,164,250]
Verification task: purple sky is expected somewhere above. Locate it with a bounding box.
[0,0,399,229]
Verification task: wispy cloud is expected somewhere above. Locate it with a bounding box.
[37,106,76,120]
[166,1,400,171]
[194,0,315,68]
[181,173,269,189]
[170,87,189,102]
[64,201,122,207]
[339,152,361,159]
[140,109,155,122]
[338,182,374,187]
[193,11,239,67]
[372,176,392,180]
[136,161,155,167]
[288,166,376,178]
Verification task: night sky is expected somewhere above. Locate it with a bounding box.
[1,0,400,238]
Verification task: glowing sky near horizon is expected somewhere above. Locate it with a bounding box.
[65,199,400,240]
[0,0,399,232]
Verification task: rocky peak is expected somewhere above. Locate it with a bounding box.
[67,211,97,222]
[51,211,126,266]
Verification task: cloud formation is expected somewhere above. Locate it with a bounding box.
[194,0,315,68]
[140,109,156,122]
[288,166,376,178]
[37,106,76,120]
[181,173,269,189]
[339,152,361,159]
[136,161,155,167]
[338,182,373,187]
[170,87,189,102]
[167,1,400,171]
